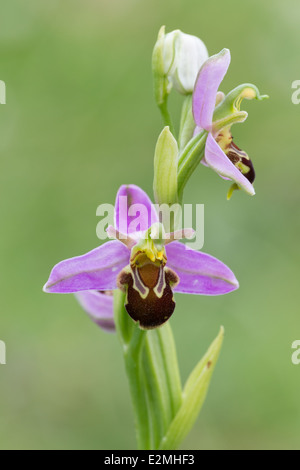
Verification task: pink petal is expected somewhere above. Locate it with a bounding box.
[43,241,130,293]
[166,241,239,295]
[75,291,115,333]
[114,184,158,234]
[192,49,231,131]
[205,133,255,195]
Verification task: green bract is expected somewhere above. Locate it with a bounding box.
[153,126,178,206]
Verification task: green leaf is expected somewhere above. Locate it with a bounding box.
[159,327,224,450]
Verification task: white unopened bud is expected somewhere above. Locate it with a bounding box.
[163,30,209,95]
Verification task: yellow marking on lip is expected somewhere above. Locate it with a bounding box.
[132,243,166,266]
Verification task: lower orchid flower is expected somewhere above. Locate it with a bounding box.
[192,48,267,199]
[75,290,115,332]
[44,184,239,329]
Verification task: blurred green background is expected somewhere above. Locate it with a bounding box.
[0,0,299,450]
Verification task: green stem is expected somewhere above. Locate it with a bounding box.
[142,333,171,448]
[158,99,175,137]
[114,290,184,450]
[124,330,149,449]
[114,290,150,449]
[142,324,182,449]
[156,323,182,416]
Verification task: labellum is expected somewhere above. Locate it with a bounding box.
[216,128,256,198]
[117,250,179,329]
[227,141,255,184]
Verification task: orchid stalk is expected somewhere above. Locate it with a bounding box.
[43,26,267,450]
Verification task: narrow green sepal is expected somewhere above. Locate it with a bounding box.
[153,126,178,206]
[159,327,224,450]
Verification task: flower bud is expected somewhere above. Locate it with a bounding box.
[153,27,209,102]
[153,126,178,207]
[167,30,209,94]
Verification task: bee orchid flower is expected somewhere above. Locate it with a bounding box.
[44,185,239,329]
[192,48,267,199]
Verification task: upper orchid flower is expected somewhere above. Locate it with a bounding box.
[44,185,239,329]
[192,48,267,199]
